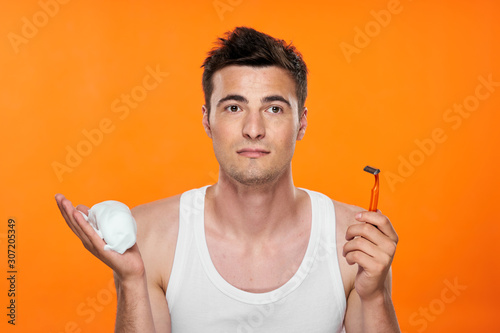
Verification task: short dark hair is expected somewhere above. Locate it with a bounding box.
[201,26,308,118]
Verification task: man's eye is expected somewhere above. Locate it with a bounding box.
[226,105,240,112]
[267,106,283,114]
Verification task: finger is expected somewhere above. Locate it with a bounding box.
[59,197,97,250]
[344,249,374,268]
[59,197,82,230]
[355,211,398,243]
[76,204,90,216]
[344,247,392,273]
[72,208,106,253]
[59,198,92,242]
[73,211,110,253]
[345,222,397,257]
[55,194,73,226]
[56,195,83,237]
[343,236,378,259]
[345,222,385,246]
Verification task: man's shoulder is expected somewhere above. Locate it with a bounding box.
[301,188,366,229]
[130,193,187,287]
[132,193,182,225]
[130,193,184,250]
[331,199,365,229]
[130,193,186,292]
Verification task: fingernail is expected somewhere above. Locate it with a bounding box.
[355,212,362,219]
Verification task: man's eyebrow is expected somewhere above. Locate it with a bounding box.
[216,94,249,107]
[216,94,292,108]
[261,95,291,107]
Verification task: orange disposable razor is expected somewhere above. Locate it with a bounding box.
[363,166,380,212]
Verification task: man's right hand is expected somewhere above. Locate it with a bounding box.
[55,193,145,282]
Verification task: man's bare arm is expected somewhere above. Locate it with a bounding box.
[114,262,157,332]
[123,198,181,332]
[113,265,171,332]
[344,269,400,332]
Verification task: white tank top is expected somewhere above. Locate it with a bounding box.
[166,186,346,332]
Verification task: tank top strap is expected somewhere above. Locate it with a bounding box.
[300,188,346,316]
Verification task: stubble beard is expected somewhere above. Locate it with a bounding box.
[222,155,293,187]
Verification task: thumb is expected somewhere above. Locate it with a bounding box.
[76,204,90,216]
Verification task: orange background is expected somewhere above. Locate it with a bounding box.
[1,0,499,332]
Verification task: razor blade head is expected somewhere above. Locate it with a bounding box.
[364,165,380,175]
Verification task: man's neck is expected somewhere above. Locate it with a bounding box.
[206,169,304,243]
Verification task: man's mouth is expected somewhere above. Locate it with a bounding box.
[237,148,270,158]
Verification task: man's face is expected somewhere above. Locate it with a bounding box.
[202,65,307,186]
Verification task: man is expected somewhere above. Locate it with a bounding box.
[56,26,400,332]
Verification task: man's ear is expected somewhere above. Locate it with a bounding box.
[296,107,308,140]
[202,105,212,138]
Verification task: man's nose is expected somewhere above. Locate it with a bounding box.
[242,110,266,140]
